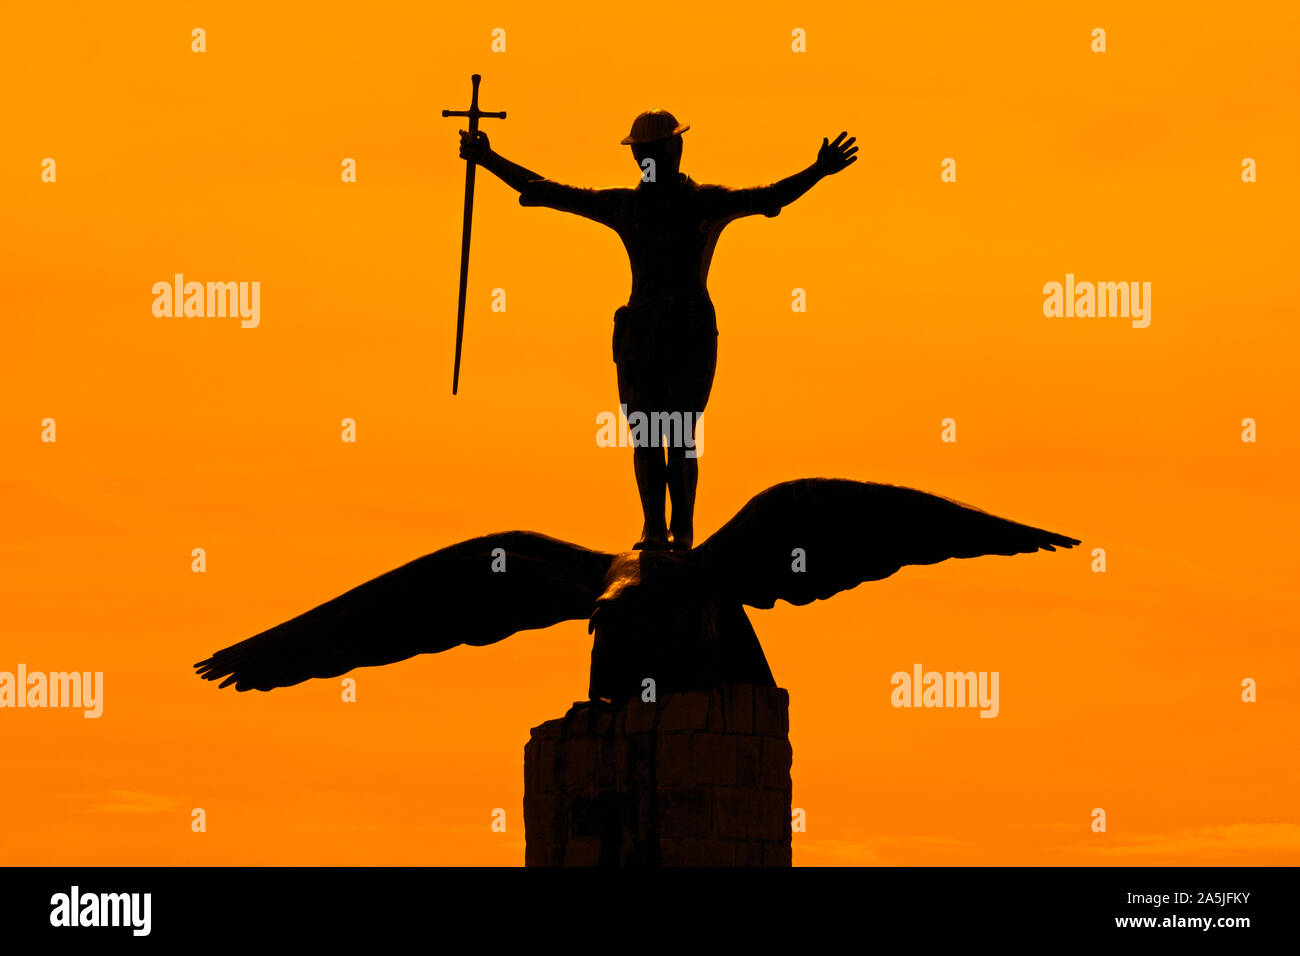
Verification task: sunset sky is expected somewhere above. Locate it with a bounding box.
[1,1,1297,865]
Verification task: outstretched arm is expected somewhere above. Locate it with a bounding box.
[711,132,858,221]
[459,129,623,227]
[767,132,858,207]
[459,129,541,192]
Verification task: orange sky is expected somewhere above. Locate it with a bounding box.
[1,1,1297,865]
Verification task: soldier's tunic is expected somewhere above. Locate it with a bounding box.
[518,173,782,423]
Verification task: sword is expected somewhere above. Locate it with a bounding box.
[442,74,506,394]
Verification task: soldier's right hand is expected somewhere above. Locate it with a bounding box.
[459,129,491,162]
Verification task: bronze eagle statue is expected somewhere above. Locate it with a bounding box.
[194,478,1079,702]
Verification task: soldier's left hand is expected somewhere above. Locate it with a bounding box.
[817,132,858,175]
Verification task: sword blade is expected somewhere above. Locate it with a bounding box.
[451,158,476,394]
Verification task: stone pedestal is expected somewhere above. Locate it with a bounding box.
[523,684,792,866]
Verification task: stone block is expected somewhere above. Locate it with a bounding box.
[723,684,753,734]
[657,786,710,839]
[625,698,657,734]
[658,691,710,732]
[593,737,618,790]
[692,733,737,786]
[524,686,792,866]
[557,737,594,792]
[536,739,558,794]
[706,688,727,732]
[763,841,792,867]
[736,735,761,788]
[758,789,791,841]
[735,841,764,866]
[563,838,601,866]
[760,737,793,789]
[624,733,654,790]
[714,787,761,840]
[754,686,790,737]
[655,733,692,789]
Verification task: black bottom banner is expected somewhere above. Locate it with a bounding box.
[0,865,1290,944]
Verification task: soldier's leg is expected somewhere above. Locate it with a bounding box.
[618,353,669,551]
[666,442,698,550]
[632,444,669,551]
[666,330,717,552]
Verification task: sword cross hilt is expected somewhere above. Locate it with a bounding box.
[442,73,507,142]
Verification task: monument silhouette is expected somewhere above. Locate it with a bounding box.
[195,83,1080,865]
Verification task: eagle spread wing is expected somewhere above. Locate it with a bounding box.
[697,478,1080,609]
[194,531,613,691]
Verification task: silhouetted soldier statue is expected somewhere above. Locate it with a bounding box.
[459,109,858,550]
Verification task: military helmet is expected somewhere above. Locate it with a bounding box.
[620,109,689,145]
